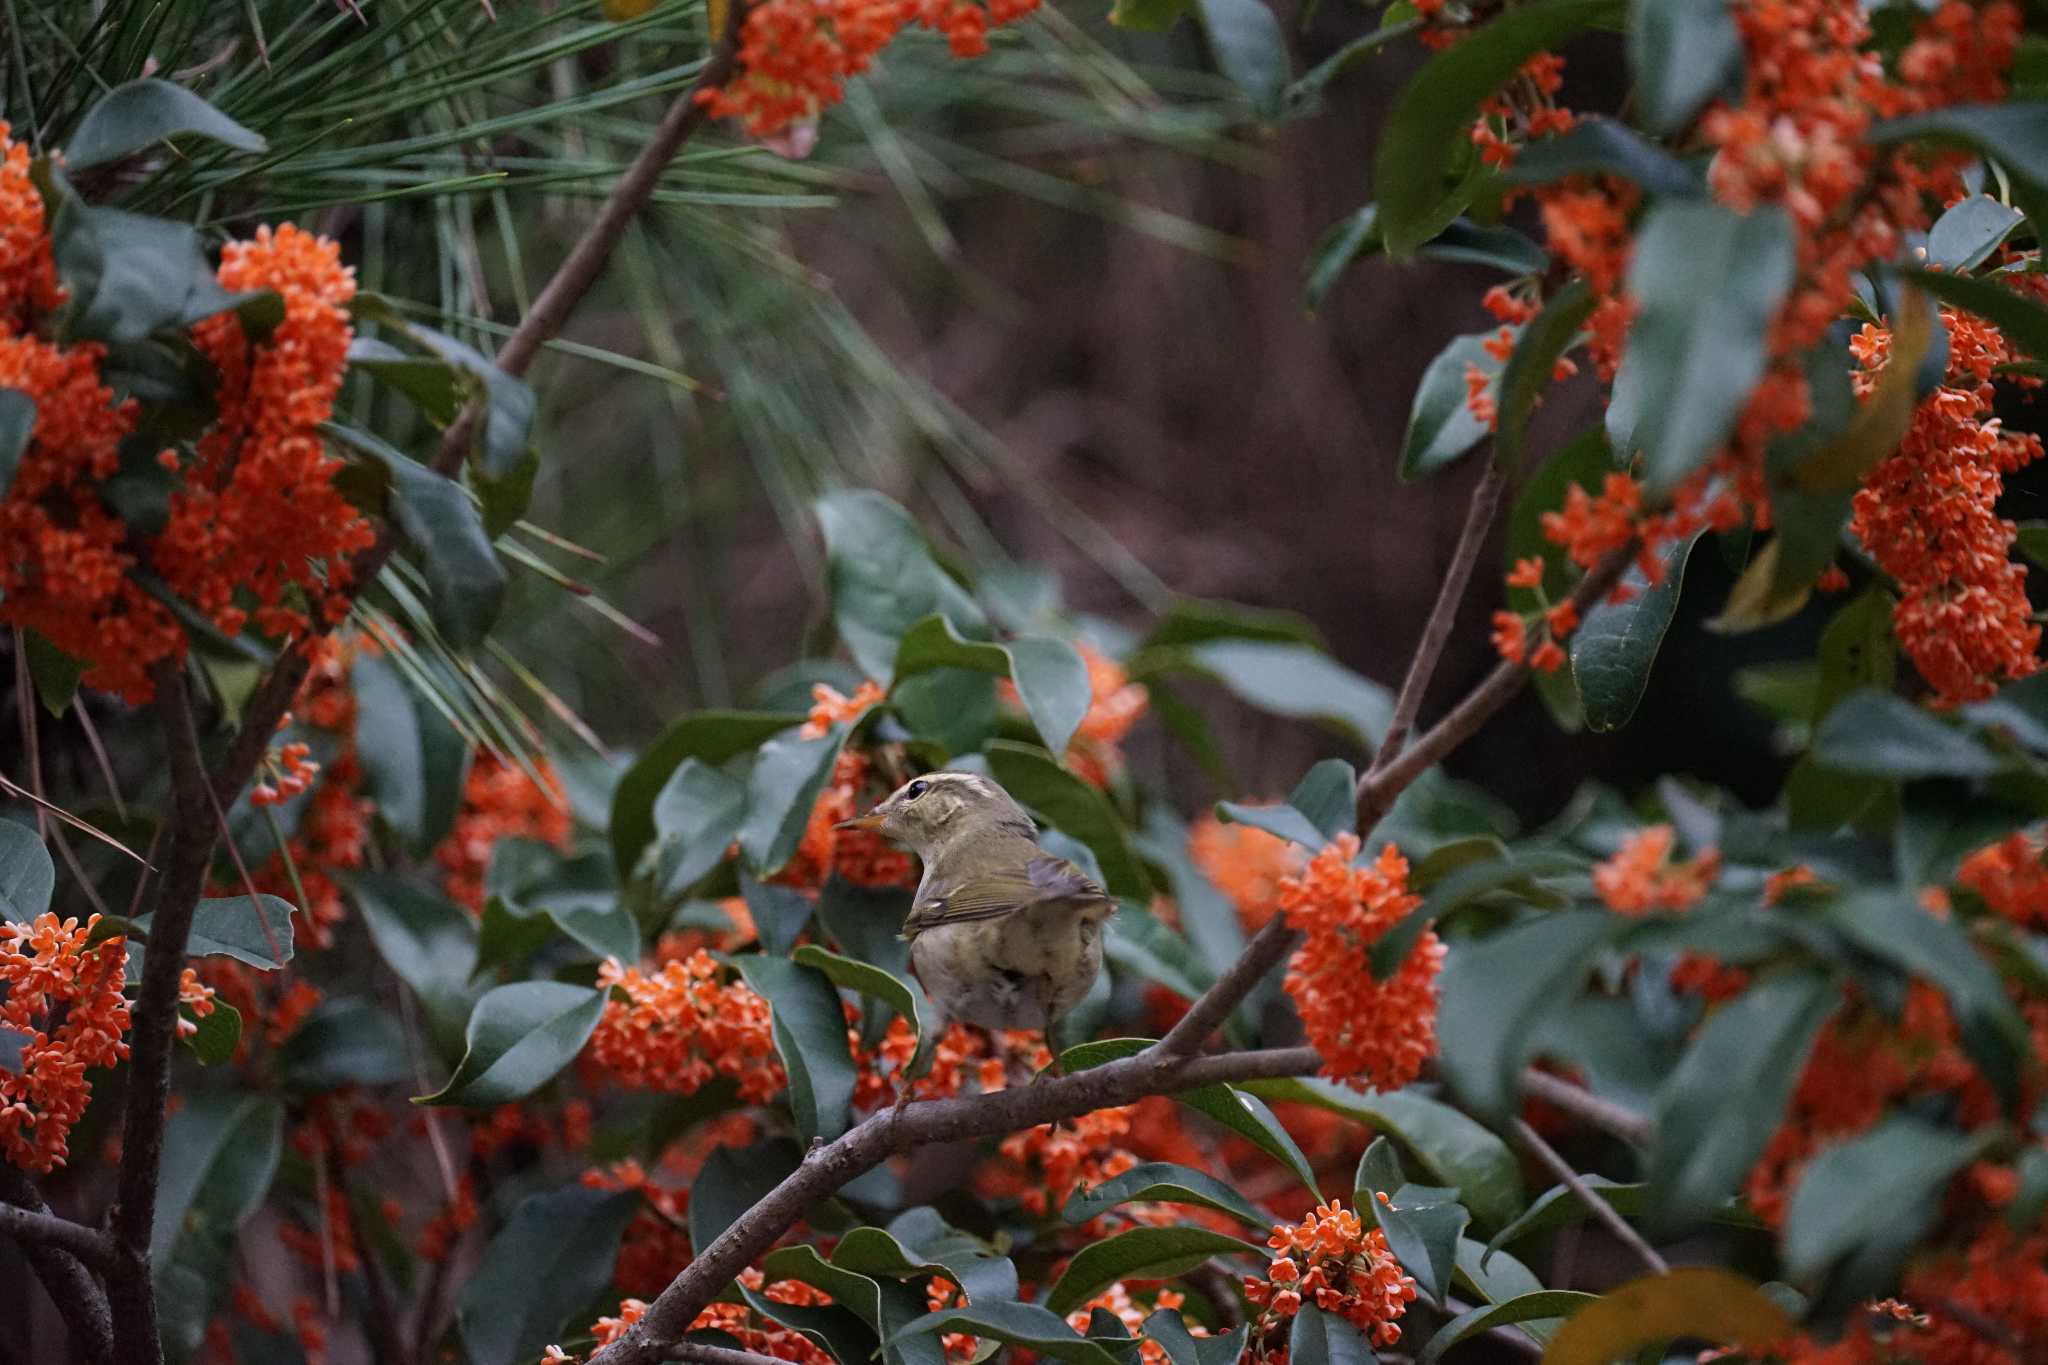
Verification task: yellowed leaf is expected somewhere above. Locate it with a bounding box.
[602,0,659,18]
[708,0,733,40]
[1792,285,1934,493]
[1542,1268,1796,1364]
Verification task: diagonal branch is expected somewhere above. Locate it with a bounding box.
[1519,1066,1651,1145]
[1511,1117,1668,1275]
[590,1047,1322,1365]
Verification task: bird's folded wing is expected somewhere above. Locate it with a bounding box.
[901,854,1110,938]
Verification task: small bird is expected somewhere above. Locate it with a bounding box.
[836,771,1111,1056]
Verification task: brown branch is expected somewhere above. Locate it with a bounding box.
[1518,1067,1651,1145]
[1156,915,1295,1056]
[1510,1118,1668,1276]
[0,1197,117,1270]
[0,1168,114,1364]
[665,1344,806,1365]
[590,1047,1321,1365]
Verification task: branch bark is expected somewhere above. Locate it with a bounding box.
[1518,1067,1651,1145]
[0,1168,114,1364]
[0,1197,116,1270]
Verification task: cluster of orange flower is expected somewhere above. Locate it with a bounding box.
[698,0,1039,138]
[1066,1283,1195,1365]
[1457,2,2043,699]
[1590,824,1721,915]
[437,752,575,911]
[201,1283,330,1365]
[1273,835,1443,1092]
[551,1270,837,1365]
[0,122,370,701]
[1187,813,1303,932]
[1243,1201,1417,1356]
[0,912,130,1171]
[587,947,786,1102]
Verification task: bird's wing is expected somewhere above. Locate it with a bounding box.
[901,853,1110,939]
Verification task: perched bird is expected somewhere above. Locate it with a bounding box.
[836,771,1111,1051]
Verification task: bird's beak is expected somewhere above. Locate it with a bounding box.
[835,811,887,832]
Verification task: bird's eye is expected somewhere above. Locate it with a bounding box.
[905,779,930,800]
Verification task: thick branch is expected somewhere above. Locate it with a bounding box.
[591,1047,1321,1365]
[665,1345,797,1365]
[1156,916,1296,1056]
[0,1169,114,1364]
[0,1198,116,1269]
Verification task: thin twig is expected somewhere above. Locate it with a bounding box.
[1510,1118,1668,1276]
[73,703,127,821]
[0,1195,117,1270]
[1518,1067,1652,1145]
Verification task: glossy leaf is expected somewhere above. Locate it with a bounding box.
[1359,1159,1468,1304]
[610,711,804,877]
[1783,1116,1986,1281]
[1372,848,1579,980]
[1870,103,2048,197]
[150,1093,282,1268]
[1182,640,1391,748]
[1811,690,2002,779]
[1417,1291,1598,1365]
[837,1207,1020,1303]
[1571,532,1700,732]
[20,628,82,717]
[1399,332,1499,481]
[0,819,55,922]
[1064,1161,1272,1228]
[1496,280,1596,470]
[415,981,605,1107]
[1373,0,1625,253]
[180,998,242,1066]
[984,740,1150,898]
[1046,1226,1263,1315]
[817,490,986,684]
[1179,1085,1321,1196]
[51,204,255,344]
[135,894,296,970]
[1144,1311,1248,1365]
[67,78,266,170]
[1195,0,1292,116]
[458,1185,639,1365]
[1628,0,1741,134]
[350,653,428,846]
[1543,1267,1796,1363]
[1646,971,1837,1234]
[893,614,1093,757]
[737,955,858,1142]
[1217,758,1358,849]
[276,996,412,1089]
[691,1139,804,1252]
[1286,1304,1375,1365]
[796,943,936,1082]
[1438,911,1616,1122]
[650,758,746,898]
[1926,194,2025,271]
[1625,201,1797,492]
[1483,1178,1756,1263]
[739,728,849,877]
[351,873,477,1052]
[887,1301,1128,1365]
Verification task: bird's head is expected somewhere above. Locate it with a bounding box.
[836,771,1035,860]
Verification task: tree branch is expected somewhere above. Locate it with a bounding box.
[0,1168,114,1364]
[590,1046,1321,1365]
[0,1197,116,1270]
[1518,1067,1651,1145]
[1155,916,1296,1057]
[1510,1118,1667,1276]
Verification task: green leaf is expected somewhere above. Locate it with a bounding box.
[1496,281,1597,471]
[736,954,858,1142]
[1483,1179,1756,1264]
[1111,0,1191,30]
[1505,116,1705,196]
[1505,432,1611,728]
[415,981,605,1107]
[0,820,55,922]
[350,653,428,847]
[66,78,267,170]
[1871,104,2048,199]
[691,1138,804,1252]
[1108,902,1215,1006]
[1815,588,1896,722]
[1399,332,1500,482]
[150,1093,282,1268]
[1628,0,1741,134]
[1178,1085,1321,1196]
[1782,1116,1986,1282]
[817,490,986,685]
[796,943,936,1081]
[611,711,805,877]
[1063,1161,1273,1229]
[1247,1077,1525,1228]
[538,892,641,965]
[350,873,478,1052]
[1046,1226,1264,1315]
[457,1185,639,1365]
[1304,206,1380,312]
[739,728,848,877]
[134,894,296,969]
[1372,0,1624,253]
[739,873,815,957]
[324,423,506,649]
[1141,597,1326,651]
[1901,264,2048,363]
[1418,1292,1599,1365]
[1165,640,1392,748]
[1926,195,2025,272]
[835,1207,1020,1303]
[1286,1304,1375,1365]
[983,740,1150,899]
[1439,911,1616,1122]
[887,1302,1126,1365]
[1373,847,1579,980]
[0,388,32,498]
[180,998,242,1066]
[1138,812,1247,976]
[1354,1142,1468,1304]
[276,996,412,1089]
[20,628,83,717]
[1646,971,1837,1234]
[1144,1311,1248,1365]
[1811,690,2001,779]
[51,203,254,345]
[1571,532,1700,732]
[893,614,1093,757]
[1624,202,1797,492]
[1194,0,1292,116]
[1217,757,1357,850]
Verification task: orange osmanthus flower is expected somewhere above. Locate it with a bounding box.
[435,753,573,912]
[588,948,785,1102]
[1959,830,2048,928]
[1244,1201,1417,1354]
[1186,812,1304,932]
[0,912,130,1172]
[1591,825,1720,914]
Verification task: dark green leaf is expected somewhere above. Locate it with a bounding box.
[20,628,83,717]
[1178,1085,1321,1196]
[1109,901,1214,1005]
[1286,1304,1375,1365]
[1177,641,1391,748]
[1138,812,1246,976]
[1304,205,1380,312]
[1355,1140,1469,1304]
[1374,848,1579,979]
[1871,104,2048,199]
[350,873,477,1051]
[277,996,412,1090]
[1901,264,2048,363]
[540,892,641,965]
[1414,219,1550,274]
[742,874,818,957]
[1110,0,1191,33]
[415,981,605,1107]
[0,820,55,922]
[691,1139,804,1253]
[1926,195,2025,272]
[796,943,936,1082]
[1646,971,1837,1234]
[0,388,32,498]
[347,337,467,424]
[1782,1115,1986,1281]
[1373,0,1625,253]
[860,1206,1020,1304]
[1217,757,1357,849]
[180,998,242,1065]
[1417,1291,1597,1365]
[1482,1178,1759,1266]
[818,877,916,979]
[736,955,858,1142]
[611,711,805,877]
[1399,332,1500,482]
[150,1093,282,1268]
[652,759,746,896]
[135,894,296,970]
[1140,597,1325,651]
[1195,0,1292,116]
[1811,690,2001,779]
[1496,281,1597,470]
[1628,0,1741,134]
[474,897,557,977]
[1571,532,1700,732]
[1063,1161,1272,1228]
[51,203,253,344]
[739,728,848,878]
[1438,912,1616,1122]
[350,654,427,846]
[984,740,1150,899]
[887,1301,1126,1365]
[1505,114,1705,197]
[1624,202,1797,492]
[1046,1227,1264,1315]
[893,614,1093,757]
[1504,430,1611,729]
[1144,1311,1248,1365]
[1815,589,1896,722]
[67,78,267,170]
[817,490,986,684]
[457,1185,639,1365]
